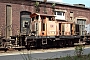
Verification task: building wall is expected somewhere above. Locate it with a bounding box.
[54,5,90,24]
[0,1,90,36]
[0,2,6,36]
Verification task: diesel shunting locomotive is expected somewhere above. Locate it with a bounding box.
[24,13,86,49]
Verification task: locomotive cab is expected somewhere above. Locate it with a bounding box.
[30,13,57,37]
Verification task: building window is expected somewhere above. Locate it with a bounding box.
[77,19,86,35]
[20,11,31,34]
[54,11,65,20]
[55,11,65,16]
[70,12,73,21]
[70,17,73,20]
[22,17,30,28]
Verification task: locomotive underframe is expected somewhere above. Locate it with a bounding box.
[25,35,81,49]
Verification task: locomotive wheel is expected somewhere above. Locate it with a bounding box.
[4,48,8,52]
[25,45,30,50]
[41,44,47,49]
[59,42,64,48]
[63,41,66,47]
[17,49,21,51]
[68,41,74,47]
[53,40,64,48]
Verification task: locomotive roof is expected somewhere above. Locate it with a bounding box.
[30,13,55,18]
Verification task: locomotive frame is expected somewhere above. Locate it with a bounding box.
[24,13,84,49]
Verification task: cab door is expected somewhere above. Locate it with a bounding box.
[41,17,46,36]
[64,23,71,35]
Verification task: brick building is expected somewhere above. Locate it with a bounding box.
[0,0,90,38]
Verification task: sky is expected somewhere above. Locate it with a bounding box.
[37,0,90,7]
[36,0,90,7]
[63,0,90,7]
